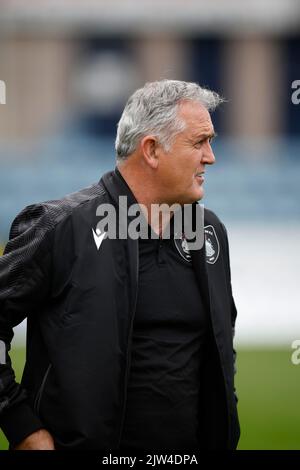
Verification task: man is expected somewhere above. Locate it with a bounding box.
[0,79,240,450]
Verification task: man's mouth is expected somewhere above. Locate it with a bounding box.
[195,171,205,180]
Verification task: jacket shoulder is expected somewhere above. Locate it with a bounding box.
[41,181,107,227]
[204,207,226,232]
[9,181,107,240]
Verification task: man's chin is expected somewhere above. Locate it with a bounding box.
[168,187,205,206]
[181,190,204,205]
[192,187,204,202]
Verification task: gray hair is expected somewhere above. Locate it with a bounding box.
[115,79,224,161]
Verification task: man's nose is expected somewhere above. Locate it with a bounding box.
[202,142,215,165]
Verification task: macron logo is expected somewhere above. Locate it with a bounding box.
[92,227,106,250]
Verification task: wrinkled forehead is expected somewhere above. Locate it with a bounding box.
[177,100,214,136]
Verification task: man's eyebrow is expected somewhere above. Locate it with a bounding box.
[194,131,217,140]
[209,131,217,140]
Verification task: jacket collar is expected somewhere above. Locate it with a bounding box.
[101,167,137,209]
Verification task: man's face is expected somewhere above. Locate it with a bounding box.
[156,100,216,205]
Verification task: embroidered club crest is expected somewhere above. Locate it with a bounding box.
[204,225,220,264]
[173,233,192,262]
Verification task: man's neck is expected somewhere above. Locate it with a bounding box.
[117,163,174,237]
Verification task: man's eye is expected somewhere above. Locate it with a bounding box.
[195,136,214,147]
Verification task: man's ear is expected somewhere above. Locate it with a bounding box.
[140,135,160,169]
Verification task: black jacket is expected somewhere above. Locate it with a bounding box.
[0,169,240,450]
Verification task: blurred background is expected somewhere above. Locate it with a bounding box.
[0,0,300,450]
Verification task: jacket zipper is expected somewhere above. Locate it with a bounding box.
[116,242,139,448]
[33,363,52,415]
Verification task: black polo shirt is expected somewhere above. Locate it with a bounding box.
[119,216,210,450]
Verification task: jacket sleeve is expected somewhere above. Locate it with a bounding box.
[220,222,238,404]
[0,203,54,447]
